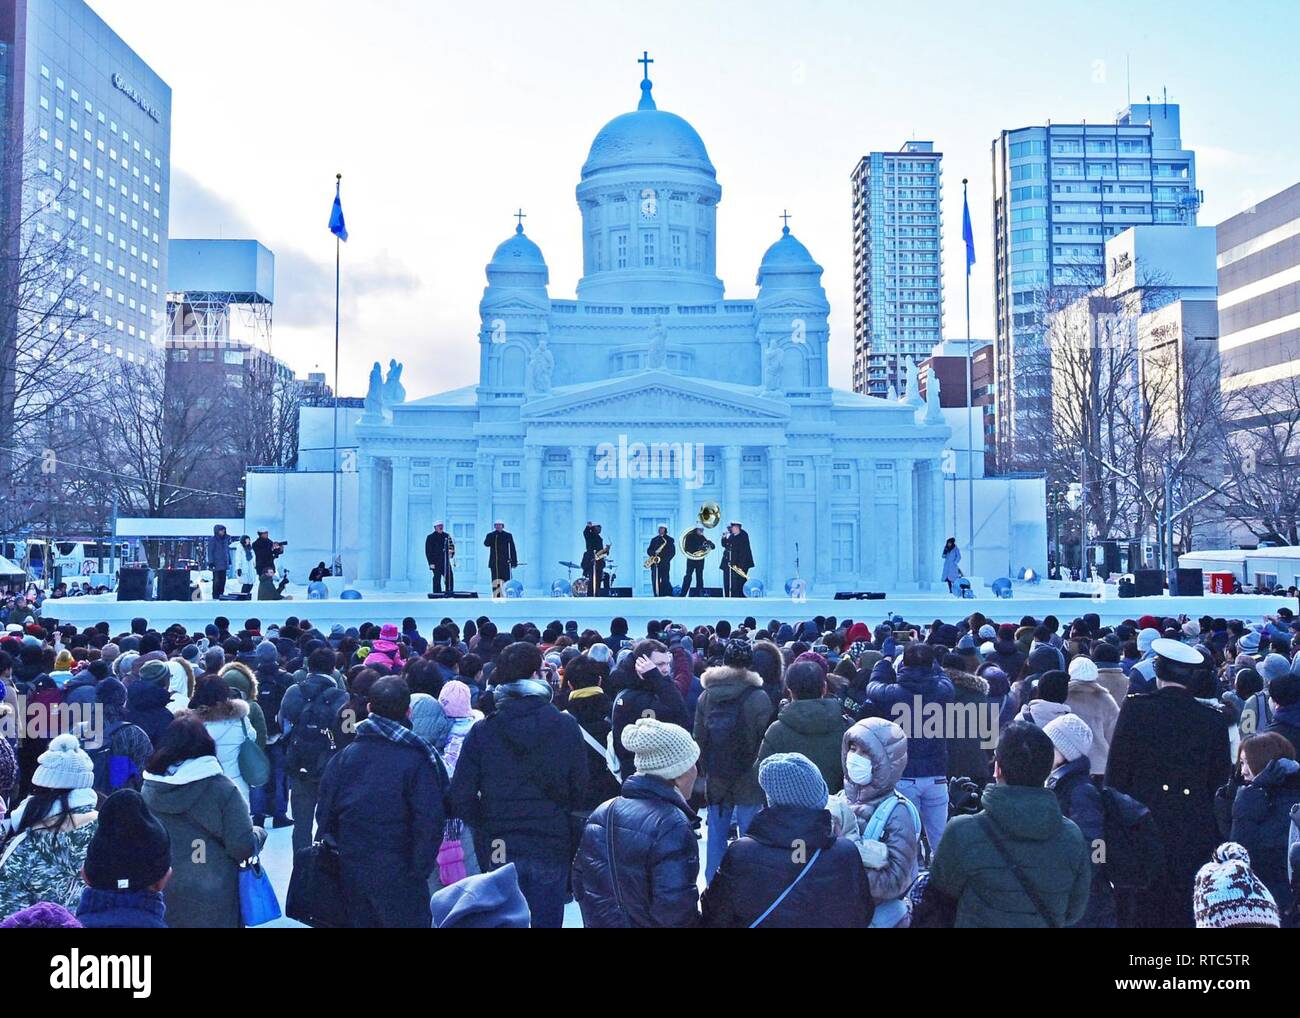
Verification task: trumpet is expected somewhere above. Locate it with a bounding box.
[448,536,456,566]
[730,564,749,581]
[595,544,611,561]
[644,536,668,569]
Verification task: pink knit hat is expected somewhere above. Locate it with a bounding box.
[379,623,400,641]
[438,679,472,719]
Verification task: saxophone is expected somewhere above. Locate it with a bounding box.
[644,536,668,569]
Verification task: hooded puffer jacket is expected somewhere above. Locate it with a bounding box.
[1230,757,1300,915]
[218,662,267,749]
[987,639,1025,681]
[828,717,919,907]
[571,773,700,928]
[864,658,954,777]
[181,699,255,801]
[124,679,174,748]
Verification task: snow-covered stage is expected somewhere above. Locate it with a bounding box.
[42,589,1298,635]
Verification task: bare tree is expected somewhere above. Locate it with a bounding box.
[1218,369,1300,545]
[0,138,114,536]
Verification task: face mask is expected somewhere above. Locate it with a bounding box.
[845,751,873,786]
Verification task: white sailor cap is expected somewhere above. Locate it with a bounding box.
[493,519,505,526]
[1151,638,1203,665]
[433,520,445,528]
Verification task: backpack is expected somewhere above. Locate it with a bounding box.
[1099,785,1165,891]
[257,670,290,737]
[285,685,343,781]
[83,721,142,794]
[700,685,765,786]
[1240,691,1274,737]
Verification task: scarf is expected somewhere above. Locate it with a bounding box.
[356,713,447,780]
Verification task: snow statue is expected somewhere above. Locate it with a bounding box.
[383,359,406,406]
[902,358,923,407]
[529,338,555,393]
[363,361,386,419]
[887,383,899,402]
[646,315,668,369]
[761,337,784,395]
[924,367,944,424]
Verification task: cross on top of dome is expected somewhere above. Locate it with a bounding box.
[637,50,656,110]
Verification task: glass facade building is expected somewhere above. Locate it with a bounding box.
[851,141,944,397]
[990,102,1199,468]
[2,0,171,365]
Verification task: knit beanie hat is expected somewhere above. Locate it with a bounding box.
[619,718,699,780]
[32,733,95,790]
[0,902,82,928]
[1193,843,1280,928]
[758,752,828,810]
[1238,630,1261,654]
[438,679,472,719]
[979,624,997,640]
[379,623,400,641]
[202,647,225,674]
[1043,712,1093,763]
[1067,657,1099,683]
[138,659,171,686]
[1182,620,1201,639]
[84,789,172,891]
[723,638,753,669]
[1259,653,1291,683]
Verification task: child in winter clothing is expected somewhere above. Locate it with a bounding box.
[826,717,921,928]
[1043,713,1115,927]
[75,789,171,928]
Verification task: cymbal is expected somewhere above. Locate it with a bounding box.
[559,560,583,569]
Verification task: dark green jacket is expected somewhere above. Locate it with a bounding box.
[757,698,848,793]
[929,783,1090,928]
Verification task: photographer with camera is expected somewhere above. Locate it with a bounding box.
[251,528,286,577]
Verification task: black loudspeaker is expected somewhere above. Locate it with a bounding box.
[1168,568,1204,597]
[156,569,193,602]
[217,592,251,601]
[450,591,479,599]
[1133,569,1165,597]
[687,586,724,597]
[116,567,154,601]
[834,591,887,600]
[607,587,634,598]
[1059,591,1100,599]
[1117,578,1136,598]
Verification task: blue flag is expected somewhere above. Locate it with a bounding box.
[961,191,975,274]
[329,180,348,242]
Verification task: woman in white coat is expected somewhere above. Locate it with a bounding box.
[941,537,962,593]
[184,676,256,802]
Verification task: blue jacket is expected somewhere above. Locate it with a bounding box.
[1230,757,1300,915]
[448,692,589,864]
[865,658,954,777]
[315,723,448,927]
[125,680,174,748]
[572,773,700,928]
[75,886,168,928]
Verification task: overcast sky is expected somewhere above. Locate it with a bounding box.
[92,0,1300,398]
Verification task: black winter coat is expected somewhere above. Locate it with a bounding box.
[565,687,621,812]
[700,805,873,928]
[865,658,954,778]
[572,773,700,928]
[448,693,589,864]
[315,724,448,927]
[1230,757,1300,917]
[1105,686,1232,927]
[253,663,294,737]
[610,670,690,780]
[124,680,174,748]
[1047,756,1116,927]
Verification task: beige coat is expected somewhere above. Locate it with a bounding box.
[1094,666,1129,707]
[1066,679,1120,776]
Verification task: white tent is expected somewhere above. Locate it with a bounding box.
[0,556,25,577]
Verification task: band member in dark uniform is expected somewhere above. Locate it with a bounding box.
[646,526,675,596]
[680,526,708,597]
[425,521,454,594]
[720,520,753,598]
[251,527,285,576]
[580,522,607,597]
[483,520,517,598]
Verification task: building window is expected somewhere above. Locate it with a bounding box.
[223,349,244,365]
[614,232,628,269]
[500,472,521,489]
[671,231,684,267]
[832,522,855,573]
[641,231,656,267]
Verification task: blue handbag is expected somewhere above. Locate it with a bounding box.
[239,857,282,927]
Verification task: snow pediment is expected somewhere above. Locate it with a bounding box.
[521,370,788,424]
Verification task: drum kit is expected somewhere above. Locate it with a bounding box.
[559,558,618,597]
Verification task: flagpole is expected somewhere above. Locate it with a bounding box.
[963,178,975,580]
[331,173,341,579]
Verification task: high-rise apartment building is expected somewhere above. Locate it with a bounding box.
[991,101,1199,468]
[851,141,944,397]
